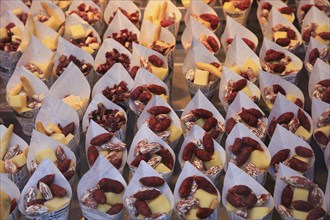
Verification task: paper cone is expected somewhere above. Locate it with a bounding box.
[220,0,252,25]
[222,163,274,220]
[325,143,330,169]
[304,37,329,73]
[0,1,29,20]
[0,174,21,220]
[221,16,258,53]
[104,0,141,26]
[308,58,330,99]
[225,123,271,185]
[77,155,127,220]
[124,161,174,220]
[18,159,72,220]
[326,170,330,213]
[297,0,330,24]
[30,0,66,24]
[268,125,315,180]
[0,124,30,190]
[311,98,330,150]
[35,21,59,51]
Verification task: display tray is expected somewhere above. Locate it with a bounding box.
[0,0,328,219]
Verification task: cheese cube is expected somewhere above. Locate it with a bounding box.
[193,69,209,86]
[12,9,23,15]
[151,66,167,80]
[315,23,330,33]
[64,134,74,145]
[282,14,295,23]
[35,148,57,163]
[223,2,235,12]
[291,209,309,219]
[44,197,70,211]
[274,31,288,41]
[315,125,330,137]
[87,12,94,21]
[204,151,222,170]
[295,126,311,140]
[195,118,206,127]
[9,95,27,108]
[241,86,252,97]
[147,194,171,214]
[0,161,5,173]
[292,187,309,201]
[230,65,241,74]
[81,46,94,54]
[70,24,86,39]
[315,35,329,45]
[43,16,62,31]
[155,163,171,173]
[294,155,309,164]
[96,204,111,213]
[51,133,66,144]
[168,125,182,142]
[194,189,218,208]
[89,42,100,50]
[62,95,80,107]
[241,59,259,75]
[58,1,70,9]
[105,192,123,205]
[12,107,32,113]
[285,62,297,72]
[10,153,26,168]
[42,36,56,51]
[248,150,270,170]
[286,94,297,103]
[225,202,238,213]
[265,100,274,109]
[185,208,198,220]
[0,28,8,39]
[248,207,270,219]
[10,26,22,37]
[0,190,11,220]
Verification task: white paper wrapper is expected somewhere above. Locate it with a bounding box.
[92,63,134,111]
[131,42,169,81]
[308,58,330,99]
[144,0,182,36]
[274,163,327,219]
[326,169,330,213]
[15,36,55,86]
[35,21,59,51]
[225,123,271,185]
[181,16,220,54]
[67,0,103,35]
[0,124,30,191]
[54,36,95,85]
[297,0,316,24]
[325,143,330,169]
[94,38,132,78]
[183,38,221,99]
[127,124,175,182]
[222,162,274,220]
[184,0,219,32]
[103,0,141,25]
[77,155,127,220]
[128,68,169,116]
[221,16,258,53]
[268,125,315,180]
[180,90,225,142]
[178,125,226,183]
[124,160,174,220]
[35,95,80,156]
[0,174,20,220]
[264,9,302,52]
[257,0,295,34]
[219,67,261,112]
[6,66,50,136]
[267,93,314,142]
[85,120,127,171]
[220,0,252,26]
[259,70,305,110]
[173,161,220,220]
[137,95,182,147]
[301,6,330,47]
[103,9,140,51]
[18,159,72,220]
[0,11,24,83]
[0,0,29,18]
[304,37,329,74]
[49,62,91,120]
[224,35,261,82]
[30,0,66,24]
[259,38,303,84]
[311,98,330,150]
[82,93,127,141]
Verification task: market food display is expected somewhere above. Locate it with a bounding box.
[1,0,330,219]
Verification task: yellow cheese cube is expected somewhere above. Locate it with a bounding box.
[315,23,330,34]
[185,208,198,220]
[204,151,222,170]
[8,82,23,97]
[182,0,190,8]
[0,190,11,220]
[12,107,32,113]
[9,95,27,108]
[286,94,297,103]
[96,204,111,213]
[159,94,168,102]
[193,69,209,86]
[99,150,108,157]
[225,202,238,213]
[274,31,288,41]
[35,147,57,163]
[0,28,7,39]
[248,207,270,219]
[155,163,171,173]
[10,26,22,37]
[44,197,70,211]
[62,95,80,107]
[195,118,206,127]
[36,191,43,199]
[12,9,23,16]
[294,155,309,164]
[223,2,235,12]
[81,46,94,54]
[194,189,218,208]
[51,133,66,144]
[241,86,252,97]
[291,209,309,219]
[295,126,312,140]
[292,187,309,202]
[0,161,5,173]
[195,62,222,78]
[314,35,329,45]
[23,146,29,157]
[147,194,171,214]
[285,62,297,72]
[105,192,123,205]
[58,1,70,9]
[282,14,295,23]
[168,125,182,142]
[64,134,74,145]
[241,59,259,75]
[265,100,274,109]
[230,65,241,74]
[315,125,330,137]
[87,12,94,22]
[42,36,56,51]
[70,24,86,39]
[10,153,26,168]
[248,150,269,170]
[43,16,62,31]
[151,66,167,80]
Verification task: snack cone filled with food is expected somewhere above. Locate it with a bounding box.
[308,58,330,102]
[0,0,29,25]
[104,0,141,26]
[0,174,21,220]
[304,37,329,74]
[35,20,61,52]
[220,0,253,26]
[311,98,330,150]
[297,0,330,25]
